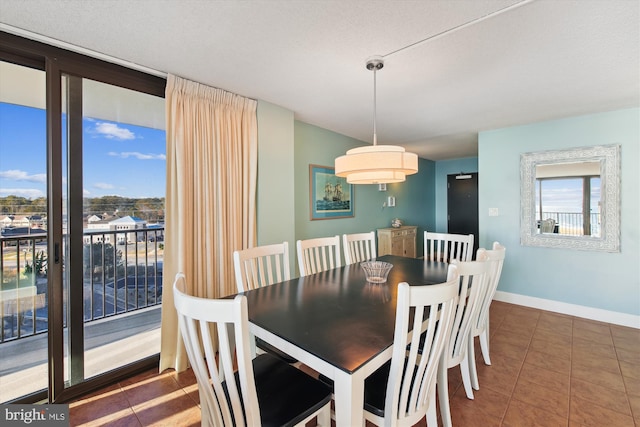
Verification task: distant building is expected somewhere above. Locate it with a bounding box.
[26,215,46,228]
[0,215,15,229]
[86,217,111,231]
[83,215,147,245]
[111,216,147,244]
[87,214,103,223]
[0,214,47,230]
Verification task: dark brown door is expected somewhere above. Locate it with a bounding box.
[447,173,479,258]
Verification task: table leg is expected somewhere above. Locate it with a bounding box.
[333,371,365,427]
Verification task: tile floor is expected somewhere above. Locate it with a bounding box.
[69,301,640,426]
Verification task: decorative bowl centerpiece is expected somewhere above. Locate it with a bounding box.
[391,218,403,228]
[361,261,393,283]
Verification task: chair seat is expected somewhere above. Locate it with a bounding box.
[363,358,420,418]
[256,337,298,364]
[317,373,333,388]
[363,360,392,417]
[251,353,332,427]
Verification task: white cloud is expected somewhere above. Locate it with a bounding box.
[0,169,46,183]
[0,188,45,198]
[109,151,166,160]
[94,122,136,140]
[94,182,115,190]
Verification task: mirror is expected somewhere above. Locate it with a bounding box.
[520,145,620,252]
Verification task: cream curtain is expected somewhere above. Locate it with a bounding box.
[159,74,257,372]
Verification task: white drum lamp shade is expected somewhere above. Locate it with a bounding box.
[335,145,418,184]
[334,56,418,184]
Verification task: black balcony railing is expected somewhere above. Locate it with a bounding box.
[0,227,164,343]
[537,212,601,236]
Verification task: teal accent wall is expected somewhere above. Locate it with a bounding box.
[434,157,478,233]
[479,108,640,316]
[293,121,435,266]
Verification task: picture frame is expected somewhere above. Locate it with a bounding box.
[309,164,354,220]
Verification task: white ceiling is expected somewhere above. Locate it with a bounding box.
[0,0,638,160]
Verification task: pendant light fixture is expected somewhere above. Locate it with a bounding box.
[335,56,418,184]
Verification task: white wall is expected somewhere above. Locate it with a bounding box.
[256,100,296,272]
[479,108,639,325]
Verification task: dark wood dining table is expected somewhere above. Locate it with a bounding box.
[243,254,449,426]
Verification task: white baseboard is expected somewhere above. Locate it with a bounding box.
[494,291,640,329]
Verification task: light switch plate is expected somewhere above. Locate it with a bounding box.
[488,208,499,216]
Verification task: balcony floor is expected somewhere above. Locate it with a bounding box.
[0,306,160,403]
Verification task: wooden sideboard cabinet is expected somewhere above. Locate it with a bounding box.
[377,226,417,258]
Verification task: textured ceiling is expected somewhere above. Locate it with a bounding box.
[0,0,638,160]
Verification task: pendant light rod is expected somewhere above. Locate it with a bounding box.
[366,56,384,146]
[373,64,377,146]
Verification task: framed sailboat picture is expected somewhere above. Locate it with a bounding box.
[309,164,354,220]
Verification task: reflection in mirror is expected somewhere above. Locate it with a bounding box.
[521,145,620,252]
[535,161,601,237]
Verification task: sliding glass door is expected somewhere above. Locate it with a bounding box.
[63,75,166,384]
[0,60,49,402]
[0,32,166,403]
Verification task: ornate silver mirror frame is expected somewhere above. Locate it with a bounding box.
[520,144,620,252]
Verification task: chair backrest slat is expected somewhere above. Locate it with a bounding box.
[445,260,490,367]
[343,231,376,264]
[473,242,506,334]
[424,231,474,263]
[233,242,290,292]
[296,235,341,276]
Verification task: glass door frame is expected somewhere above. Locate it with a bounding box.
[0,31,165,403]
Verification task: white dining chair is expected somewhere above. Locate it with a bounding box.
[468,242,506,391]
[342,231,376,264]
[233,242,297,364]
[437,259,490,427]
[424,231,474,262]
[173,273,332,427]
[233,241,290,292]
[540,218,557,233]
[296,235,341,276]
[362,265,459,427]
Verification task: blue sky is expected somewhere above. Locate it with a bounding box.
[0,103,166,199]
[536,178,601,214]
